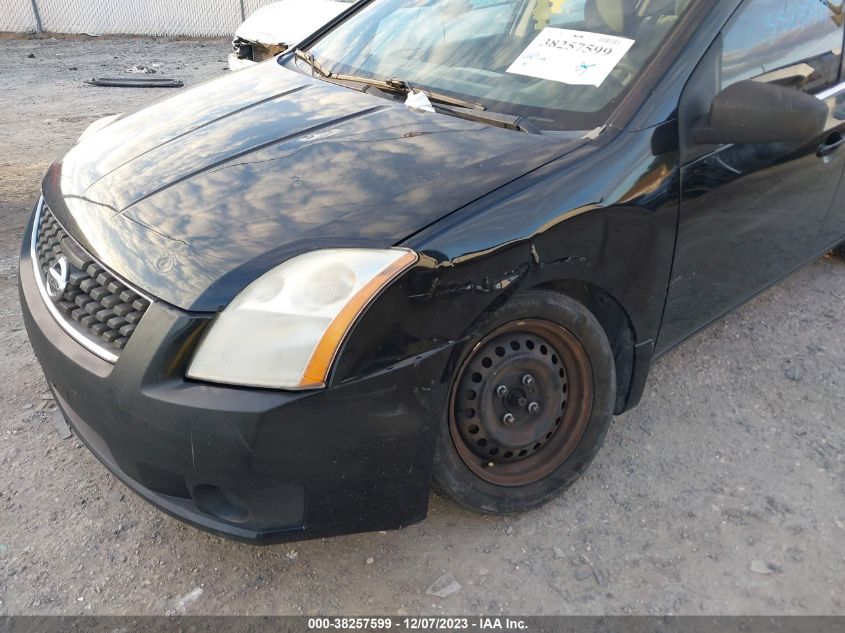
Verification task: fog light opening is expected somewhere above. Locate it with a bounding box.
[192,484,250,524]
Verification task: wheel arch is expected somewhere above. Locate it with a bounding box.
[526,278,636,415]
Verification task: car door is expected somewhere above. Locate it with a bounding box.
[819,69,845,248]
[657,0,845,351]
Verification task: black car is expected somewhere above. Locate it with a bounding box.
[19,0,845,542]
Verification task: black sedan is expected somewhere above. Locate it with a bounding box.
[19,0,845,542]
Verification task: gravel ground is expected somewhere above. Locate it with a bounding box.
[0,35,844,617]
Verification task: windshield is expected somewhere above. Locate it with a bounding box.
[306,0,693,131]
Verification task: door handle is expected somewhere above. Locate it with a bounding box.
[818,134,845,157]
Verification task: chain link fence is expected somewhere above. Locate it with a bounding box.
[1,0,278,36]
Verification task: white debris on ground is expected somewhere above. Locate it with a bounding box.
[174,587,203,611]
[425,573,462,599]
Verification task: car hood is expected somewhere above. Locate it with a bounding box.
[45,61,581,312]
[235,0,351,46]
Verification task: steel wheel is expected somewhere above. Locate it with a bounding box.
[448,319,593,487]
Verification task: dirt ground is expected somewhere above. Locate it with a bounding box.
[0,35,844,617]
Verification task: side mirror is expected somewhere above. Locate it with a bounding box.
[693,80,828,145]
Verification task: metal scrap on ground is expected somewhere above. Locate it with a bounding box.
[85,77,183,88]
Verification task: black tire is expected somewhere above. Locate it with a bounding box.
[432,290,616,514]
[835,243,845,259]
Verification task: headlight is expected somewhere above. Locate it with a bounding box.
[186,248,418,390]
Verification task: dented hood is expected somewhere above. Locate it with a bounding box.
[45,61,580,312]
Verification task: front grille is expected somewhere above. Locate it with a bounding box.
[33,201,151,359]
[252,42,287,63]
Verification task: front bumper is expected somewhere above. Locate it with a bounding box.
[19,207,452,543]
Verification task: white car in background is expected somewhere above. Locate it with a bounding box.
[229,0,357,70]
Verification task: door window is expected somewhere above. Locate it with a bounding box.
[722,0,845,93]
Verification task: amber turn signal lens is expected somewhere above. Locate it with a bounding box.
[299,250,418,388]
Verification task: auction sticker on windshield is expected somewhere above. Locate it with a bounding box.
[507,28,635,87]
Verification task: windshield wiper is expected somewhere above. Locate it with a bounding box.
[434,104,542,135]
[350,79,540,134]
[290,50,485,111]
[333,74,486,111]
[293,48,333,79]
[288,56,537,133]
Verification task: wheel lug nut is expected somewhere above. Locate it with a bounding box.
[502,413,516,426]
[522,374,535,386]
[528,402,540,414]
[496,385,508,398]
